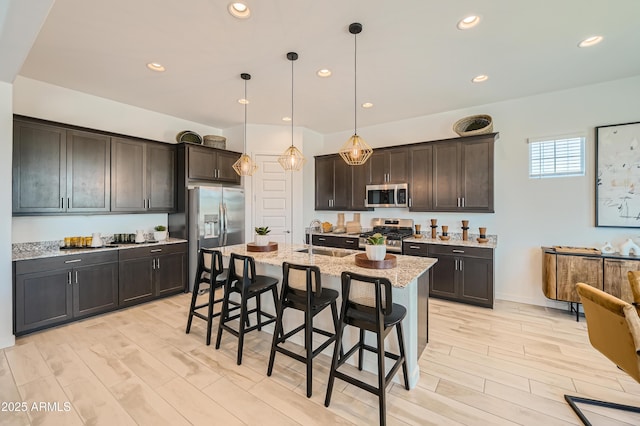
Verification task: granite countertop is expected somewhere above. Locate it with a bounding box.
[404,234,497,249]
[219,243,437,288]
[12,238,188,261]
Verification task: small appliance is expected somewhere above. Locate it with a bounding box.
[365,183,408,208]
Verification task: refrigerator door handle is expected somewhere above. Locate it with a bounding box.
[222,203,228,246]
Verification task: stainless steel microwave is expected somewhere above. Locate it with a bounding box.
[365,183,408,208]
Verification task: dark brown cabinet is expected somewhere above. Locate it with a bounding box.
[315,154,349,210]
[403,242,494,308]
[349,163,370,210]
[118,243,187,307]
[432,135,494,213]
[408,144,432,211]
[13,120,110,214]
[14,251,118,334]
[367,147,408,184]
[310,234,360,250]
[185,144,241,185]
[111,138,176,212]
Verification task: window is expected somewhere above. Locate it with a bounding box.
[528,135,585,178]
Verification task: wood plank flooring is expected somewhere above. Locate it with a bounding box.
[2,294,640,425]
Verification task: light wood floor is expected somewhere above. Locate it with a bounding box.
[2,293,640,425]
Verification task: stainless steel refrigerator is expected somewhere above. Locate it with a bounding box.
[186,186,245,291]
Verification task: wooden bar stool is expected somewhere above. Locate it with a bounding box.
[215,253,279,365]
[267,262,340,397]
[325,271,409,426]
[185,248,230,345]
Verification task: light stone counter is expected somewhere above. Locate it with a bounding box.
[218,243,436,389]
[403,234,497,249]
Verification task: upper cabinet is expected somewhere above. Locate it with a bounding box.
[367,147,408,184]
[111,138,176,212]
[13,119,110,214]
[185,144,241,185]
[432,134,495,212]
[315,154,349,210]
[13,116,177,216]
[408,144,432,211]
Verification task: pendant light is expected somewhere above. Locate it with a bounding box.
[278,52,306,171]
[339,22,373,166]
[233,73,258,176]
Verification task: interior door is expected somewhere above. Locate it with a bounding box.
[253,154,292,245]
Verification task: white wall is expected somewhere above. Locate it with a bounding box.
[0,81,15,348]
[308,75,640,308]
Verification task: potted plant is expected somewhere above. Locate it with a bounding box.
[254,226,270,246]
[365,233,386,261]
[153,225,168,241]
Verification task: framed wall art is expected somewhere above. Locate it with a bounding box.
[596,121,640,227]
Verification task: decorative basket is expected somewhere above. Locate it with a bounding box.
[203,135,226,149]
[452,114,493,137]
[176,130,203,144]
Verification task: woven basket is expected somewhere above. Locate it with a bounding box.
[203,135,226,149]
[453,114,493,136]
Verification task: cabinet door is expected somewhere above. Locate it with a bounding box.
[119,257,154,306]
[187,145,217,180]
[387,148,408,183]
[14,269,73,333]
[603,258,640,303]
[215,150,242,184]
[432,142,460,211]
[333,158,350,209]
[556,255,603,302]
[349,163,369,210]
[73,262,119,317]
[409,144,432,211]
[315,156,335,210]
[111,138,146,211]
[460,138,493,212]
[429,254,458,299]
[156,252,186,296]
[368,151,387,184]
[459,257,494,308]
[67,130,111,212]
[147,143,176,211]
[13,120,66,213]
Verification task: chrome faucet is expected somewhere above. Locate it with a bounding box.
[308,219,322,251]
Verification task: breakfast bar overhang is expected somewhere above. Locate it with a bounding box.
[218,243,437,388]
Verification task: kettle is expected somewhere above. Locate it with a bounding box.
[135,230,146,244]
[91,232,103,247]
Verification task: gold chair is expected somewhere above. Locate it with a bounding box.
[565,282,640,424]
[628,271,640,309]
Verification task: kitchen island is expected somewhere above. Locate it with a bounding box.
[218,243,437,389]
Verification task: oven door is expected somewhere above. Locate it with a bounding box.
[365,184,397,207]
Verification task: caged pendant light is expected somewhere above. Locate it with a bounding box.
[339,22,372,166]
[278,52,306,171]
[233,73,258,176]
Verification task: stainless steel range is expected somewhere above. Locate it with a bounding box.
[359,218,414,253]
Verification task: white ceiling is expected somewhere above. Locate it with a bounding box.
[15,0,640,134]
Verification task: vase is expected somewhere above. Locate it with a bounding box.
[620,238,640,256]
[255,234,270,246]
[366,245,386,261]
[153,230,167,241]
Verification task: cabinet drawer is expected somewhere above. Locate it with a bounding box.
[118,243,187,261]
[428,244,492,259]
[336,236,359,249]
[15,250,119,275]
[311,235,333,247]
[403,242,429,257]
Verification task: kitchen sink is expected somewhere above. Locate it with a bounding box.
[296,248,353,257]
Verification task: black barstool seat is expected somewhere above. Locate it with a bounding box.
[267,262,340,398]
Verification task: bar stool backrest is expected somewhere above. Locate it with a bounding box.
[341,271,393,316]
[199,248,224,283]
[229,253,256,288]
[283,262,321,297]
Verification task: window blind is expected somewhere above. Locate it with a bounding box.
[529,136,585,178]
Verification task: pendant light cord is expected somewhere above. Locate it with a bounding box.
[244,78,248,153]
[291,55,294,148]
[354,29,358,136]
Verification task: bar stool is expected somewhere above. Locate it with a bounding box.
[215,253,279,365]
[324,271,409,426]
[267,262,340,397]
[185,248,230,345]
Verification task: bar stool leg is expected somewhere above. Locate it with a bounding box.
[215,282,231,350]
[305,306,313,397]
[397,321,410,390]
[324,321,345,407]
[185,278,200,334]
[267,290,286,377]
[206,282,216,345]
[256,293,262,331]
[358,329,365,371]
[377,325,387,426]
[237,291,249,365]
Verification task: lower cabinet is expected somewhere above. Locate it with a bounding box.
[118,243,187,306]
[13,242,187,335]
[14,251,118,335]
[403,242,494,308]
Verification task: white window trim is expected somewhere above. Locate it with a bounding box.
[528,133,586,179]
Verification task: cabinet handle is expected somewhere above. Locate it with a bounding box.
[455,259,458,270]
[147,198,151,209]
[67,271,72,285]
[156,258,160,269]
[318,238,326,241]
[452,249,465,254]
[409,245,420,249]
[150,249,162,253]
[346,240,354,243]
[152,258,156,270]
[68,198,70,209]
[64,259,82,264]
[61,197,64,209]
[75,271,78,284]
[459,259,463,271]
[462,198,465,207]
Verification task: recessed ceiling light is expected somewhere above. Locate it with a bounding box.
[362,102,374,108]
[238,98,249,104]
[578,35,603,48]
[146,62,165,72]
[228,2,251,19]
[316,69,332,77]
[472,74,489,83]
[282,116,291,122]
[457,15,480,30]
